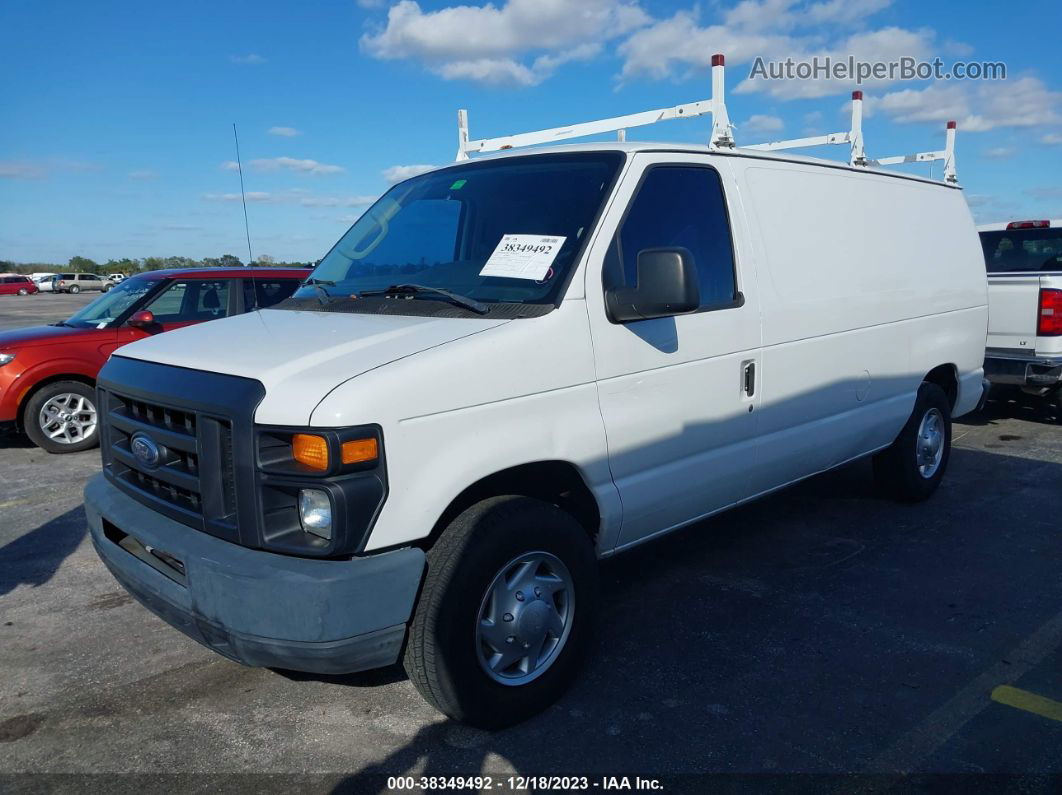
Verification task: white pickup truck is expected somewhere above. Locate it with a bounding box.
[978,220,1062,409]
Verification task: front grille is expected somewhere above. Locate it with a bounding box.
[100,387,239,542]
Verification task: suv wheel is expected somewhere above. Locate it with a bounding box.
[404,496,599,728]
[17,287,28,295]
[24,381,100,454]
[873,382,952,502]
[68,284,80,294]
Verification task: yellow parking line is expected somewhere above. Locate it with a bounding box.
[991,685,1062,722]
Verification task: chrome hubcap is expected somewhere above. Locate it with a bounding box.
[39,393,97,445]
[916,407,945,478]
[475,551,574,686]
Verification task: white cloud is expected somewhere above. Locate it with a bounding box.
[298,195,378,207]
[874,77,1062,132]
[0,162,47,179]
[128,169,159,180]
[203,191,274,202]
[382,164,436,183]
[249,156,345,175]
[981,146,1014,159]
[220,160,240,171]
[361,0,649,86]
[742,114,784,133]
[1025,186,1062,201]
[268,126,301,137]
[1043,133,1062,145]
[230,54,266,64]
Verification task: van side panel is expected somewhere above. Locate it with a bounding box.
[738,163,986,489]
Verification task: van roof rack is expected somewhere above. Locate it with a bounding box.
[455,54,958,184]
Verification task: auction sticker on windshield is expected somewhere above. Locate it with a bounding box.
[480,234,566,280]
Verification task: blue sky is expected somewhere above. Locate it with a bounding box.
[2,0,1061,264]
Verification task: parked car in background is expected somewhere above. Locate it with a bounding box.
[85,142,987,727]
[53,273,111,294]
[0,275,39,296]
[978,219,1062,411]
[32,272,58,292]
[108,273,126,283]
[0,267,305,452]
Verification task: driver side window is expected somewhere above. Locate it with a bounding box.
[143,280,230,323]
[612,165,738,310]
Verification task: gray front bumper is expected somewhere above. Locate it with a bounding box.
[85,474,425,674]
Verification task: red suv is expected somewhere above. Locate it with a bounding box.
[0,275,39,296]
[0,267,307,453]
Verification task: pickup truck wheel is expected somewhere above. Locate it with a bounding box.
[403,496,599,729]
[873,382,951,502]
[23,381,100,454]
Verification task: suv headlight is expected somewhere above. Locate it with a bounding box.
[0,352,15,367]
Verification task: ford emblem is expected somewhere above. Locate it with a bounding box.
[130,432,162,469]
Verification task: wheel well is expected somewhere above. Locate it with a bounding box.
[924,364,958,410]
[425,461,601,549]
[15,374,96,430]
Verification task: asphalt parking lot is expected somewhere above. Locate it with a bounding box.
[1,291,1061,791]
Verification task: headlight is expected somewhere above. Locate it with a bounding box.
[0,352,15,366]
[298,488,333,540]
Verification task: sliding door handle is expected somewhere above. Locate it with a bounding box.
[742,360,756,397]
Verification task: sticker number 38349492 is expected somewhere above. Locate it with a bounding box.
[479,234,567,281]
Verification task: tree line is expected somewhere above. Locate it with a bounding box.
[0,254,314,276]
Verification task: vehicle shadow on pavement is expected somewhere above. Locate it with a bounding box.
[958,390,1060,427]
[322,444,1062,785]
[0,505,86,597]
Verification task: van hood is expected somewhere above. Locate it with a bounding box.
[114,308,510,423]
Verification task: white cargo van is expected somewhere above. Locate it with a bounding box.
[85,66,987,727]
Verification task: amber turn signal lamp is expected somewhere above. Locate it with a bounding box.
[292,433,329,471]
[341,437,378,465]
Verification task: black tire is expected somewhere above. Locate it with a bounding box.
[403,495,599,729]
[873,382,952,502]
[23,380,100,454]
[102,283,112,292]
[17,288,28,296]
[68,284,80,294]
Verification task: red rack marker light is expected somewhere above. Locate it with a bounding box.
[852,91,863,100]
[947,121,957,129]
[1006,220,1051,230]
[712,54,724,66]
[1038,288,1062,337]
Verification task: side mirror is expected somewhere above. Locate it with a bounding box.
[128,310,156,329]
[606,247,700,323]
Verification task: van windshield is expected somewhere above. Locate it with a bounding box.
[290,152,624,312]
[980,228,1062,273]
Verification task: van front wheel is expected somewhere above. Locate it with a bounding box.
[873,382,952,502]
[403,496,599,728]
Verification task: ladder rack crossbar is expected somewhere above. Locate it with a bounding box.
[745,132,850,152]
[463,101,713,157]
[453,55,958,184]
[872,151,946,166]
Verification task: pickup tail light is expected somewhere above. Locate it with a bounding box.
[1039,288,1062,336]
[1007,220,1051,229]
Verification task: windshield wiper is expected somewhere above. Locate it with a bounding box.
[360,284,489,315]
[302,277,336,306]
[52,321,75,328]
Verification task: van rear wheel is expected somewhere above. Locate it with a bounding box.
[873,382,952,502]
[403,496,599,729]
